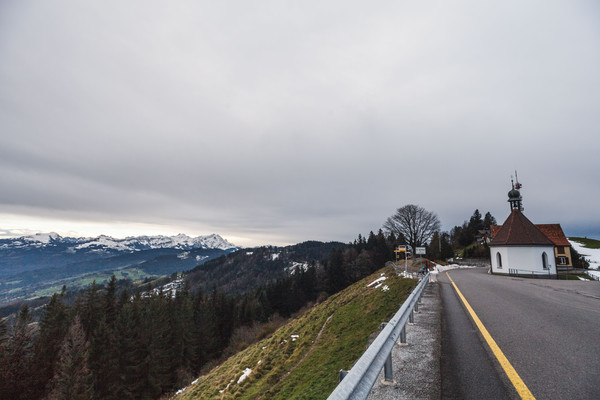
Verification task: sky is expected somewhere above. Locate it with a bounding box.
[1,0,599,247]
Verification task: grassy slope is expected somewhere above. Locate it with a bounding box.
[569,237,600,249]
[177,266,416,400]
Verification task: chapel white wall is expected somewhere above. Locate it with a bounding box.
[490,245,556,275]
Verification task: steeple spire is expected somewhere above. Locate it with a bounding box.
[508,171,523,211]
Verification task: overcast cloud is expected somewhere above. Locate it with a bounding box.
[1,0,599,246]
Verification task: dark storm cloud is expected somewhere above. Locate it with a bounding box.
[1,0,599,245]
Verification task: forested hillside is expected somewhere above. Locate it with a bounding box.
[185,241,347,295]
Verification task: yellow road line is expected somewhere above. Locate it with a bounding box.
[446,272,535,400]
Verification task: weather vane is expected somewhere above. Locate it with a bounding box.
[514,170,522,190]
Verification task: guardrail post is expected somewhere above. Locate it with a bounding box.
[409,310,414,324]
[339,369,348,383]
[383,352,394,382]
[399,325,407,345]
[414,301,419,313]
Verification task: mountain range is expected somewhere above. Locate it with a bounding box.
[0,233,238,305]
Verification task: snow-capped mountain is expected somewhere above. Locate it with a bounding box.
[71,233,237,251]
[0,232,238,280]
[2,232,237,251]
[0,232,239,305]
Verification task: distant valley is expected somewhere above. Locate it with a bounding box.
[0,232,238,305]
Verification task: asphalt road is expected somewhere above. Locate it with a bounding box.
[439,268,600,400]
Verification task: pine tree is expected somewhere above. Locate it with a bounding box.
[325,248,346,293]
[0,316,7,345]
[33,293,70,399]
[440,232,455,260]
[148,292,177,396]
[0,316,9,398]
[78,281,102,338]
[429,231,441,260]
[3,306,36,400]
[468,209,484,237]
[103,275,118,325]
[46,316,94,400]
[191,291,210,372]
[89,276,121,399]
[483,212,497,229]
[173,284,197,376]
[116,301,154,399]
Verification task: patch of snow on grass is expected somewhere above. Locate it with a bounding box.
[569,239,600,270]
[219,380,234,393]
[238,368,252,384]
[381,285,390,292]
[367,276,387,287]
[586,270,600,280]
[291,335,299,341]
[175,376,199,395]
[287,261,309,274]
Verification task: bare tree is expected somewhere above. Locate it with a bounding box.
[383,204,441,253]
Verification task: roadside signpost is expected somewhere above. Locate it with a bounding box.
[416,247,426,271]
[395,246,409,275]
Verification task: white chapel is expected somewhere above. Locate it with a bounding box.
[488,178,557,278]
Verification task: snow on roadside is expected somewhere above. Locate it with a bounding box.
[569,239,600,270]
[430,263,479,274]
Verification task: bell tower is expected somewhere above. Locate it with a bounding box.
[508,171,523,211]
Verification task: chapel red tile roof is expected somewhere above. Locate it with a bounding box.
[535,224,570,246]
[488,209,554,246]
[490,225,502,238]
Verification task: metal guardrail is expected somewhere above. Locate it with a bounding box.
[508,268,554,278]
[327,273,430,400]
